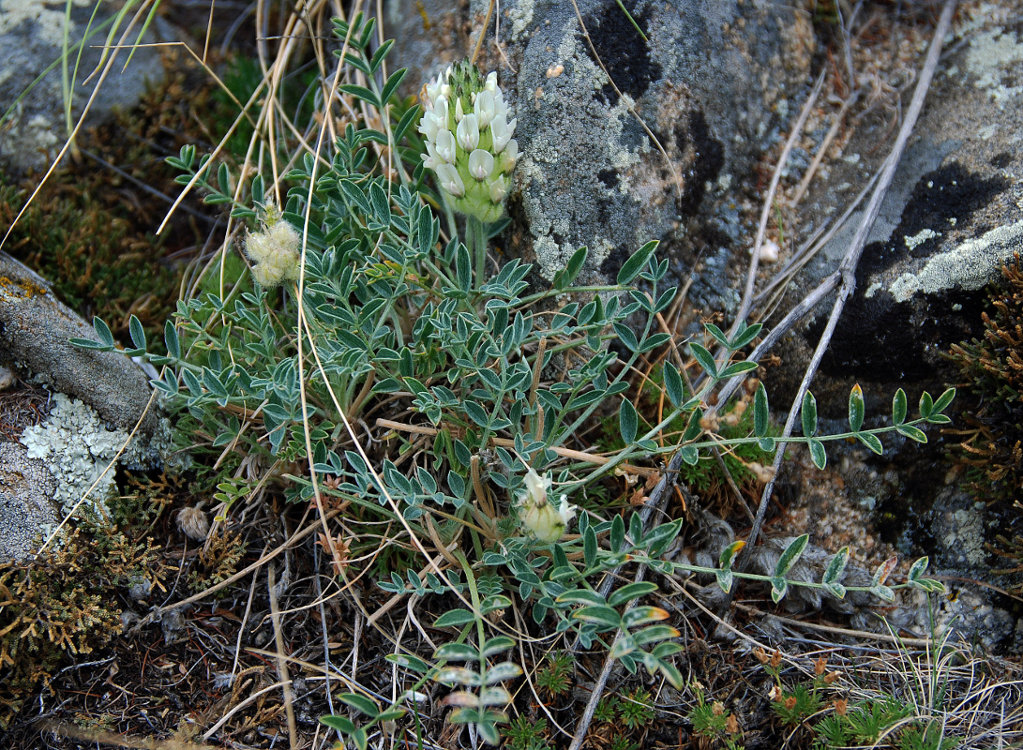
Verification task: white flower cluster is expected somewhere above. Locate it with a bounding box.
[244,205,302,287]
[419,62,518,223]
[517,468,577,543]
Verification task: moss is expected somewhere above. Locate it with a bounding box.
[948,253,1023,504]
[0,513,164,728]
[948,253,1023,590]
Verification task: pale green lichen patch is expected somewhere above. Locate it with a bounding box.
[887,219,1023,302]
[18,393,176,517]
[903,228,940,251]
[963,25,1023,103]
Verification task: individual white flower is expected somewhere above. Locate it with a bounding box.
[474,89,497,129]
[517,468,577,543]
[435,162,465,198]
[456,113,480,151]
[468,149,494,181]
[435,129,456,164]
[490,115,516,154]
[489,176,508,203]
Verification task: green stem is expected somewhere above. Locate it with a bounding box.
[468,216,488,286]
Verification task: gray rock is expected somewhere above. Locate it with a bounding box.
[388,0,814,285]
[778,11,1023,412]
[0,441,58,560]
[0,0,167,173]
[0,251,158,435]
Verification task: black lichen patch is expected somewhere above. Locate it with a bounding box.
[585,0,661,105]
[812,287,986,383]
[676,109,725,216]
[599,244,632,278]
[859,162,1009,278]
[990,152,1013,169]
[597,169,619,189]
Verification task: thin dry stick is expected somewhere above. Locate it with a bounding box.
[738,0,958,570]
[730,71,826,338]
[268,564,300,750]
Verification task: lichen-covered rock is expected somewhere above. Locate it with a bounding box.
[0,441,58,560]
[0,251,158,435]
[387,0,814,286]
[0,0,167,173]
[779,8,1023,412]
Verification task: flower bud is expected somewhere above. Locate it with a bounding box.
[244,206,302,287]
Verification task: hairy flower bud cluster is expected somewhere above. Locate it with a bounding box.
[244,205,302,287]
[419,61,518,223]
[517,468,577,543]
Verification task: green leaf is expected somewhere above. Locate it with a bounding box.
[808,439,827,470]
[337,693,380,718]
[128,315,146,351]
[92,316,115,347]
[907,556,929,581]
[385,653,431,673]
[689,343,718,378]
[824,581,846,600]
[610,515,625,552]
[434,643,480,662]
[619,398,638,444]
[556,246,588,289]
[719,540,745,569]
[758,436,776,452]
[434,608,477,628]
[893,388,908,424]
[774,534,809,578]
[679,445,699,465]
[848,383,864,432]
[919,390,934,418]
[164,320,181,359]
[896,424,927,443]
[573,605,622,629]
[608,581,659,608]
[770,577,788,603]
[616,239,658,284]
[719,360,758,378]
[434,667,480,686]
[705,323,729,347]
[622,606,670,629]
[663,362,685,408]
[455,242,472,292]
[340,83,379,108]
[319,715,356,733]
[801,391,818,437]
[754,382,769,437]
[481,636,515,658]
[380,67,408,104]
[583,526,598,567]
[484,662,524,684]
[822,546,849,584]
[871,584,895,602]
[463,401,490,428]
[872,555,898,587]
[715,568,733,593]
[857,432,883,455]
[555,589,606,607]
[682,408,703,442]
[729,322,763,350]
[931,387,956,414]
